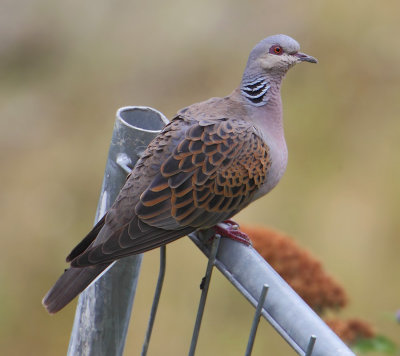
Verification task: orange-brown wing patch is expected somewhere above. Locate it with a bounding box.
[136,118,271,229]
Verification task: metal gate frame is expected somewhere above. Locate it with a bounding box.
[67,106,355,356]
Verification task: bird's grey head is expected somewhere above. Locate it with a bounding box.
[245,34,317,76]
[239,35,317,106]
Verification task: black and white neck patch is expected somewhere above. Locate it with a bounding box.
[241,77,270,106]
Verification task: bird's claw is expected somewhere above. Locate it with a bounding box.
[213,220,252,246]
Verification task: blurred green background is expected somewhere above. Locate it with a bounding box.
[1,0,399,355]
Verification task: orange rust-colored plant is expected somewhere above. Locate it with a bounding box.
[241,224,347,313]
[240,224,378,347]
[325,318,375,345]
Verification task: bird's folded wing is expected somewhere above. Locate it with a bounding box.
[70,116,271,267]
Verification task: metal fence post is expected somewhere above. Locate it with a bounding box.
[65,105,355,356]
[67,106,169,356]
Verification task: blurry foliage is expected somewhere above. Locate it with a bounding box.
[245,224,399,354]
[243,224,348,313]
[353,335,398,355]
[1,0,400,355]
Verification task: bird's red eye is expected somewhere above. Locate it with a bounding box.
[270,45,283,55]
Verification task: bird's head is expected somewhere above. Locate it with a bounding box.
[246,34,317,76]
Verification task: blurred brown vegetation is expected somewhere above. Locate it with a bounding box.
[243,224,377,348]
[243,225,348,313]
[1,0,399,355]
[325,319,375,346]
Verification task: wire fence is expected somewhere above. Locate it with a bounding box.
[67,106,356,356]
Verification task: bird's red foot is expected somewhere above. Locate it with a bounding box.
[213,220,252,246]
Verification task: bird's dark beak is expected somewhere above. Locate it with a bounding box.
[294,52,318,64]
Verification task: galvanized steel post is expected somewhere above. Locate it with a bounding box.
[67,107,169,356]
[66,106,355,356]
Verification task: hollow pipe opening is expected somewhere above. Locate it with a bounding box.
[117,106,169,132]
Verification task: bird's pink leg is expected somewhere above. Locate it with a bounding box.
[213,220,252,246]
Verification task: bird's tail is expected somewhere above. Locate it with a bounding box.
[42,263,111,314]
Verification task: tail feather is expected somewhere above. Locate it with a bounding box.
[42,263,110,314]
